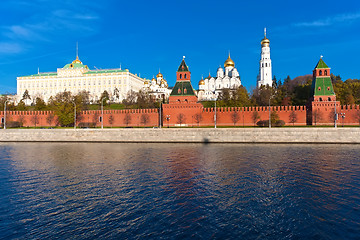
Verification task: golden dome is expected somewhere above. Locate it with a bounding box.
[156,72,163,78]
[199,79,205,85]
[152,77,156,81]
[224,54,235,68]
[261,37,270,46]
[72,56,82,64]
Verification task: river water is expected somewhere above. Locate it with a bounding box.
[0,143,359,239]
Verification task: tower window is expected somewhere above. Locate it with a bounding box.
[325,70,328,75]
[180,74,182,79]
[265,63,267,67]
[319,70,322,76]
[262,63,264,67]
[318,87,321,91]
[184,74,187,79]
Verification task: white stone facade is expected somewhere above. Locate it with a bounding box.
[143,72,171,100]
[198,54,241,101]
[17,57,145,104]
[257,28,272,87]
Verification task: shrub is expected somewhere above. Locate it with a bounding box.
[257,119,285,127]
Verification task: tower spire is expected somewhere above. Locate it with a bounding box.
[264,27,267,38]
[76,42,79,59]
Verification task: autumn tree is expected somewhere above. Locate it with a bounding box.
[231,111,240,126]
[31,114,39,128]
[252,111,260,126]
[177,113,186,125]
[49,91,76,127]
[312,109,323,126]
[34,97,47,111]
[108,115,115,127]
[123,113,132,126]
[193,113,203,126]
[289,111,298,126]
[46,113,55,126]
[140,114,150,126]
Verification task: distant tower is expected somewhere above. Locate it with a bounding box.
[257,28,272,87]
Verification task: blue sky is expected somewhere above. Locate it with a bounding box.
[1,0,360,94]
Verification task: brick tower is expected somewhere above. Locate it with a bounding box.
[163,57,203,127]
[311,57,340,125]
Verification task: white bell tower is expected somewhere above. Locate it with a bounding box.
[257,28,272,87]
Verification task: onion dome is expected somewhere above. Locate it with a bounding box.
[156,72,163,78]
[199,79,205,85]
[224,53,235,68]
[144,79,150,85]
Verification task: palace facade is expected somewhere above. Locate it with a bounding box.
[17,56,145,103]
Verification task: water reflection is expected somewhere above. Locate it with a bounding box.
[0,143,359,239]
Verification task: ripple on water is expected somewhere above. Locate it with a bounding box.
[0,143,359,239]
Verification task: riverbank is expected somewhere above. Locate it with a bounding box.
[0,128,359,144]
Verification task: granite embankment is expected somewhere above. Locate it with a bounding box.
[0,128,359,144]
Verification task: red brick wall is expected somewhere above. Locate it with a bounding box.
[0,109,159,128]
[312,102,360,126]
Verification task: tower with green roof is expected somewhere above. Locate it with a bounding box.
[169,57,198,104]
[311,57,336,102]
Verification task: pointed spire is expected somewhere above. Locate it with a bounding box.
[264,27,267,38]
[177,57,189,72]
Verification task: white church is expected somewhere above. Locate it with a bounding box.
[197,54,241,101]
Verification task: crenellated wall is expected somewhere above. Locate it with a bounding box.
[0,109,159,127]
[0,104,359,128]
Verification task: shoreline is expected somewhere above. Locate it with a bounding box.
[0,128,360,144]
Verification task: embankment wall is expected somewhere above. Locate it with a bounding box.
[0,128,360,144]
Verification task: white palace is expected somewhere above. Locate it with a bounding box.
[17,56,145,103]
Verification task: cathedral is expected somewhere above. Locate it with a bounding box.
[143,71,171,100]
[197,54,241,101]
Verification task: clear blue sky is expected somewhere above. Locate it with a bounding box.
[1,0,360,94]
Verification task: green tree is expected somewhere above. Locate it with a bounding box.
[50,91,76,127]
[34,97,47,110]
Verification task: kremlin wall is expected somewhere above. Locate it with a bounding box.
[1,57,360,128]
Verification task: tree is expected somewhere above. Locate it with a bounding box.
[34,97,47,110]
[193,113,203,126]
[289,111,298,126]
[92,112,99,127]
[22,90,31,102]
[312,109,323,126]
[252,111,260,126]
[31,114,39,128]
[16,100,27,111]
[108,115,115,127]
[18,115,26,127]
[113,88,120,102]
[177,113,186,125]
[99,90,110,105]
[49,91,75,127]
[46,113,55,126]
[124,113,131,126]
[231,111,240,126]
[140,114,150,126]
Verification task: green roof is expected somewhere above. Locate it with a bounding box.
[315,58,329,69]
[22,72,58,77]
[84,69,127,74]
[177,59,189,72]
[170,81,195,96]
[312,77,335,96]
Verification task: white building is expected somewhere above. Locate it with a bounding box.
[198,54,241,101]
[257,28,272,87]
[17,56,145,103]
[143,71,171,101]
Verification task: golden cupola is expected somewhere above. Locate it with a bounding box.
[224,53,235,68]
[156,72,163,78]
[199,78,205,85]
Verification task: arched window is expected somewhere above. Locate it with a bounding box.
[184,88,187,94]
[328,97,331,101]
[319,97,323,101]
[319,70,322,76]
[265,63,267,67]
[324,70,328,76]
[184,74,187,79]
[262,63,264,67]
[180,74,182,79]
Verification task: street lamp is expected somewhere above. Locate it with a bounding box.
[73,102,76,129]
[269,95,273,128]
[331,91,337,128]
[340,113,345,127]
[3,100,9,129]
[101,98,104,129]
[213,97,217,129]
[159,99,162,128]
